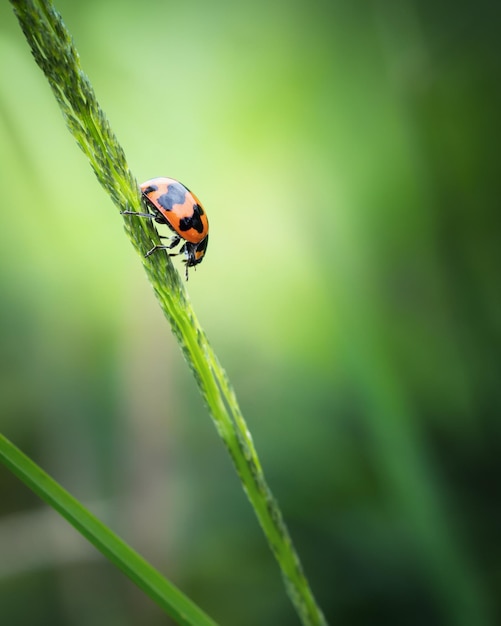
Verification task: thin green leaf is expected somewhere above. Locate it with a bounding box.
[0,433,218,626]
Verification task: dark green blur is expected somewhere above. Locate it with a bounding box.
[0,1,499,625]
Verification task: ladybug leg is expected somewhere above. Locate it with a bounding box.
[145,235,182,258]
[121,209,168,227]
[181,244,198,281]
[120,210,154,219]
[145,243,180,258]
[167,242,186,258]
[158,235,182,249]
[145,241,191,281]
[168,243,190,281]
[122,197,178,232]
[145,245,172,258]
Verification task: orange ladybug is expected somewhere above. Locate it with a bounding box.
[123,177,209,280]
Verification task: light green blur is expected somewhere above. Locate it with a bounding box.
[0,1,499,625]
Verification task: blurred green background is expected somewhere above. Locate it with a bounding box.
[0,0,499,625]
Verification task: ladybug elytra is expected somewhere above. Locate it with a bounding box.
[122,177,209,280]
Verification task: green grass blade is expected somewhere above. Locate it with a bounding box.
[8,0,328,623]
[0,433,218,626]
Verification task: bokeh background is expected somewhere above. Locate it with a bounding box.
[0,0,500,625]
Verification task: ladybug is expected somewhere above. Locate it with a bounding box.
[122,177,209,280]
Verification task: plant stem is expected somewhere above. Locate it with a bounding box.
[9,0,327,623]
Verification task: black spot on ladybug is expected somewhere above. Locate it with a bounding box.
[179,216,192,231]
[157,183,187,212]
[142,184,158,194]
[197,235,209,253]
[178,204,205,233]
